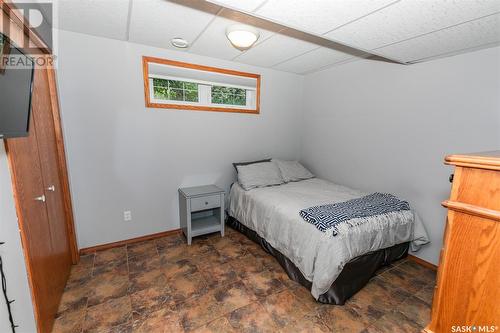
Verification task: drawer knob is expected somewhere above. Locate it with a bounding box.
[205,201,208,205]
[449,174,454,183]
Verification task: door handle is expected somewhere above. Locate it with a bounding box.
[47,185,55,192]
[34,195,46,202]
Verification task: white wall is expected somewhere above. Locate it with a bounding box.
[55,29,499,263]
[300,46,500,264]
[55,30,304,249]
[0,145,37,333]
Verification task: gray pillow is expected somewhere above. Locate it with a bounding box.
[233,158,271,172]
[273,159,314,182]
[236,162,284,190]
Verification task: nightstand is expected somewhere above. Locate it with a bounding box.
[178,185,225,245]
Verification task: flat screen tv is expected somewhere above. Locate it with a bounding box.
[0,35,35,139]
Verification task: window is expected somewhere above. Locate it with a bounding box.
[211,86,246,106]
[152,78,199,102]
[143,56,260,114]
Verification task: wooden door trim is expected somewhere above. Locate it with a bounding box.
[4,140,43,333]
[4,64,78,333]
[45,62,79,264]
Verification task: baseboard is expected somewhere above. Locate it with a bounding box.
[407,254,438,271]
[79,231,438,272]
[79,229,182,255]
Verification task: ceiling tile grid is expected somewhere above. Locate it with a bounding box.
[128,0,220,51]
[255,0,398,35]
[188,16,244,59]
[234,32,319,67]
[49,0,500,74]
[273,47,354,74]
[188,11,276,60]
[56,0,131,40]
[325,0,500,50]
[209,0,267,12]
[376,13,500,63]
[208,0,500,68]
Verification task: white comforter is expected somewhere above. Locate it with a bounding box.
[228,178,429,299]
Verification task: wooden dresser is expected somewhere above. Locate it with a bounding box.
[425,151,500,333]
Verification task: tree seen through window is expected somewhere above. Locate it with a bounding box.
[211,86,246,106]
[152,78,198,102]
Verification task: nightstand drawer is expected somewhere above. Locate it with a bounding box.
[190,194,221,212]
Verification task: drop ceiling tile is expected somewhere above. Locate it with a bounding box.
[326,0,500,50]
[128,0,220,50]
[189,15,275,60]
[273,47,353,74]
[375,13,500,62]
[210,0,267,12]
[235,33,318,67]
[255,0,398,35]
[55,0,130,40]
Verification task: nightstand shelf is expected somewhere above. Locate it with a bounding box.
[178,185,225,245]
[191,215,221,237]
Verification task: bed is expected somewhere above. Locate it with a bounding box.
[227,177,429,304]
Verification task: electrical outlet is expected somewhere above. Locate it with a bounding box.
[123,210,132,221]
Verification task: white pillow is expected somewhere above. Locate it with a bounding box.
[273,159,314,182]
[236,162,284,190]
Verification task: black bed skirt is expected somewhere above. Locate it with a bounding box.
[226,215,409,305]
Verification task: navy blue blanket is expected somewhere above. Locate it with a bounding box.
[299,193,410,235]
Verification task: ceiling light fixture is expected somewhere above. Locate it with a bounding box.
[171,37,189,49]
[226,24,260,50]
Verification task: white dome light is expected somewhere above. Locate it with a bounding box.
[226,24,260,50]
[171,38,189,48]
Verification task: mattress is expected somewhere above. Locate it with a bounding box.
[228,178,429,299]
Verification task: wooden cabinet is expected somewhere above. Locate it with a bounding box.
[425,151,500,333]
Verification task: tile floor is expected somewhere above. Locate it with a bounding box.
[52,227,436,333]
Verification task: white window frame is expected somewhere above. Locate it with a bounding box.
[149,74,256,110]
[149,77,201,106]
